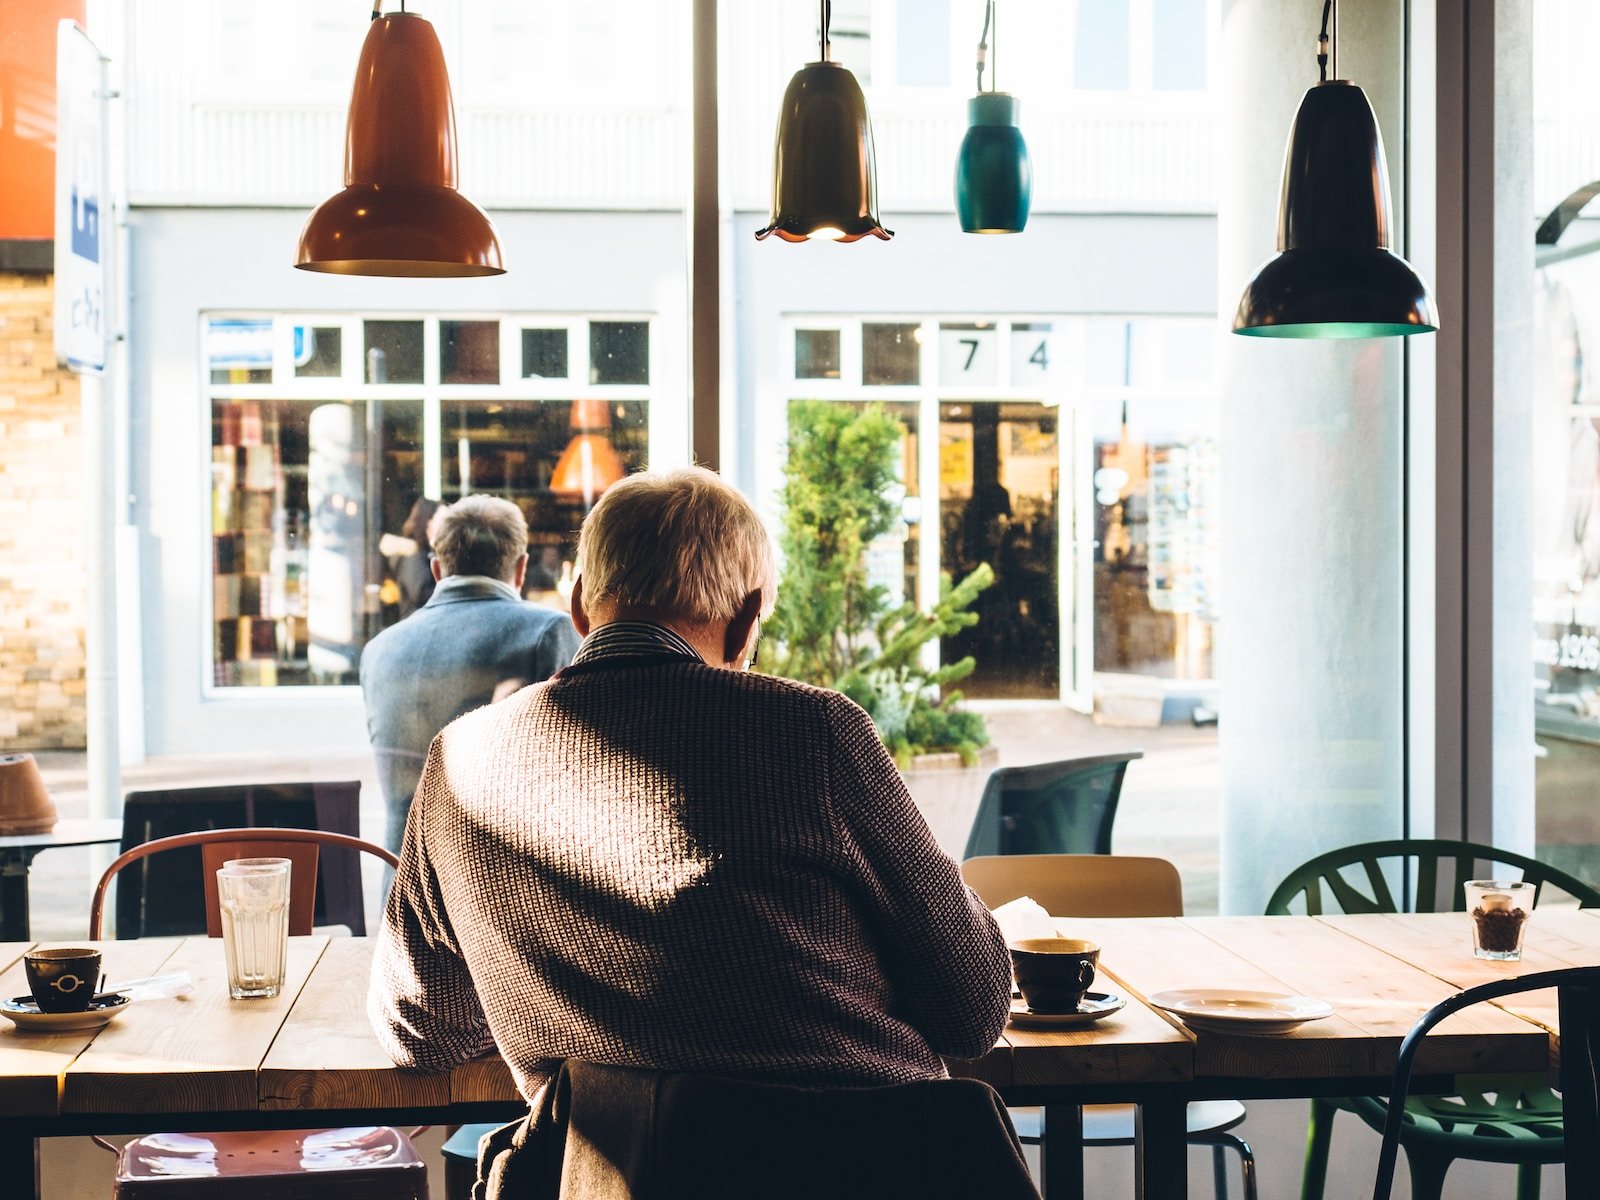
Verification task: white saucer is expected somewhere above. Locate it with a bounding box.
[1148,988,1333,1036]
[1007,991,1127,1030]
[0,993,130,1032]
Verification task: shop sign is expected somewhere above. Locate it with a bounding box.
[207,319,274,369]
[52,20,107,374]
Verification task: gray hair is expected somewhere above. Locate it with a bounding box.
[430,495,527,581]
[577,468,776,625]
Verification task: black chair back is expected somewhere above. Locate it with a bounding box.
[962,751,1141,860]
[117,781,365,937]
[1371,966,1600,1200]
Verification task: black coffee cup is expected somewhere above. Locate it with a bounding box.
[25,947,102,1013]
[1009,937,1099,1014]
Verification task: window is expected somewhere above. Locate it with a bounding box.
[1152,0,1208,91]
[1074,0,1131,91]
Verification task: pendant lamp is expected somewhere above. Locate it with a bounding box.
[756,0,891,242]
[1232,0,1436,338]
[296,3,504,277]
[955,1,1030,234]
[550,399,626,508]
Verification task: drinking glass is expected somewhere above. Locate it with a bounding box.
[217,857,291,998]
[1465,879,1535,961]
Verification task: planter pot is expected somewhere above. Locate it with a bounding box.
[898,744,1000,859]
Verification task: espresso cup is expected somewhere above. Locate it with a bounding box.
[25,947,102,1013]
[1010,937,1099,1014]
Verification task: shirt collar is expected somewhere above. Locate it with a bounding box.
[434,574,523,603]
[572,621,705,666]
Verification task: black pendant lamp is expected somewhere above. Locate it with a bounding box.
[1233,0,1436,338]
[756,0,891,242]
[296,2,504,277]
[955,1,1030,234]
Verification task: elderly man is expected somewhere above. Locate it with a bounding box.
[368,467,1010,1094]
[359,494,579,855]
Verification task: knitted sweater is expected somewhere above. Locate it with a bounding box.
[368,654,1012,1095]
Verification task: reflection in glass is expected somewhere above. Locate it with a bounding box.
[863,323,921,386]
[522,328,569,380]
[589,321,650,385]
[293,326,342,378]
[795,329,842,380]
[440,320,500,384]
[363,320,425,384]
[208,317,273,385]
[210,397,423,687]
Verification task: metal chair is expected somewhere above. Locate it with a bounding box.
[1371,967,1600,1200]
[962,853,1257,1200]
[1268,839,1600,1200]
[962,751,1142,861]
[117,782,368,937]
[90,826,427,1200]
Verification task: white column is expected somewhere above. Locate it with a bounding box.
[1217,0,1409,913]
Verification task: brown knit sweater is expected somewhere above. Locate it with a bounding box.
[367,652,1012,1096]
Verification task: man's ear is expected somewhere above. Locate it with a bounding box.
[570,576,591,636]
[723,590,763,668]
[512,553,529,592]
[430,557,444,583]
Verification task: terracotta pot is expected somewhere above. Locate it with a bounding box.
[898,745,1000,859]
[0,753,58,836]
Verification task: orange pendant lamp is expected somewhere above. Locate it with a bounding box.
[296,3,504,277]
[550,399,626,508]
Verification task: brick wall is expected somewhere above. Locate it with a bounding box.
[0,272,86,749]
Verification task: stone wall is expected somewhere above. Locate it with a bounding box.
[0,271,86,749]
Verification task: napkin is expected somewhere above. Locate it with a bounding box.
[991,896,1057,945]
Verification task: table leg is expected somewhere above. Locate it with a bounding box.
[0,848,31,942]
[1135,1099,1187,1200]
[1036,1104,1084,1200]
[1560,982,1600,1200]
[0,1133,40,1200]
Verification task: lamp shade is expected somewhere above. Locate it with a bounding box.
[296,12,504,277]
[550,435,625,506]
[1233,81,1436,338]
[955,93,1030,234]
[0,753,57,836]
[755,61,892,243]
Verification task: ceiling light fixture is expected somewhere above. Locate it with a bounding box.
[756,0,891,243]
[550,399,626,509]
[1232,0,1436,338]
[296,2,504,278]
[955,1,1030,235]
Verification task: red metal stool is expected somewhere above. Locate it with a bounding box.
[111,1128,427,1199]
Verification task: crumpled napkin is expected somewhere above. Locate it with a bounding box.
[990,895,1057,945]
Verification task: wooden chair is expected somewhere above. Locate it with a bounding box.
[1268,839,1600,1200]
[1371,967,1600,1200]
[962,752,1142,861]
[91,827,426,1200]
[117,782,368,936]
[962,853,1257,1200]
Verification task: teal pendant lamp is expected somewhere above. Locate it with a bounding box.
[956,1,1030,234]
[756,0,892,242]
[1233,0,1437,338]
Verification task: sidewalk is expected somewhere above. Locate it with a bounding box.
[24,708,1221,939]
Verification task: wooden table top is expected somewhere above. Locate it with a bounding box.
[3,912,1595,1122]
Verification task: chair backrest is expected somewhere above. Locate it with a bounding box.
[961,751,1142,860]
[90,826,399,940]
[1371,966,1600,1200]
[961,853,1184,917]
[117,781,366,936]
[1265,838,1600,916]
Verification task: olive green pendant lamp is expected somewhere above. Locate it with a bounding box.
[955,1,1030,234]
[756,0,892,242]
[1233,0,1436,338]
[296,1,504,277]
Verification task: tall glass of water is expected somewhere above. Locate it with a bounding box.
[217,857,291,999]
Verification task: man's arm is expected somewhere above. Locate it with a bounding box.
[824,691,1012,1060]
[367,743,496,1071]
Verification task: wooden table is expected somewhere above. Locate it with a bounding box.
[3,915,1597,1200]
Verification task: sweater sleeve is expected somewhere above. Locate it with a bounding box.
[368,738,497,1071]
[823,691,1012,1060]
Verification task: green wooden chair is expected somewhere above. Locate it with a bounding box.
[1265,839,1600,1200]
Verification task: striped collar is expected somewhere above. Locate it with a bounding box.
[572,621,705,666]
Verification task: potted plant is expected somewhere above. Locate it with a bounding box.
[763,401,997,852]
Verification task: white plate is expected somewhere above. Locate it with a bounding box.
[1007,991,1127,1030]
[0,994,130,1032]
[1147,989,1334,1036]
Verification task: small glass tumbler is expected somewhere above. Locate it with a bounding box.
[1465,880,1535,961]
[217,857,291,999]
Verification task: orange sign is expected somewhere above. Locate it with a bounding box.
[0,2,87,240]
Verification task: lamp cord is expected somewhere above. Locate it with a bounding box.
[370,0,405,20]
[1317,0,1332,81]
[820,0,831,62]
[976,0,995,93]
